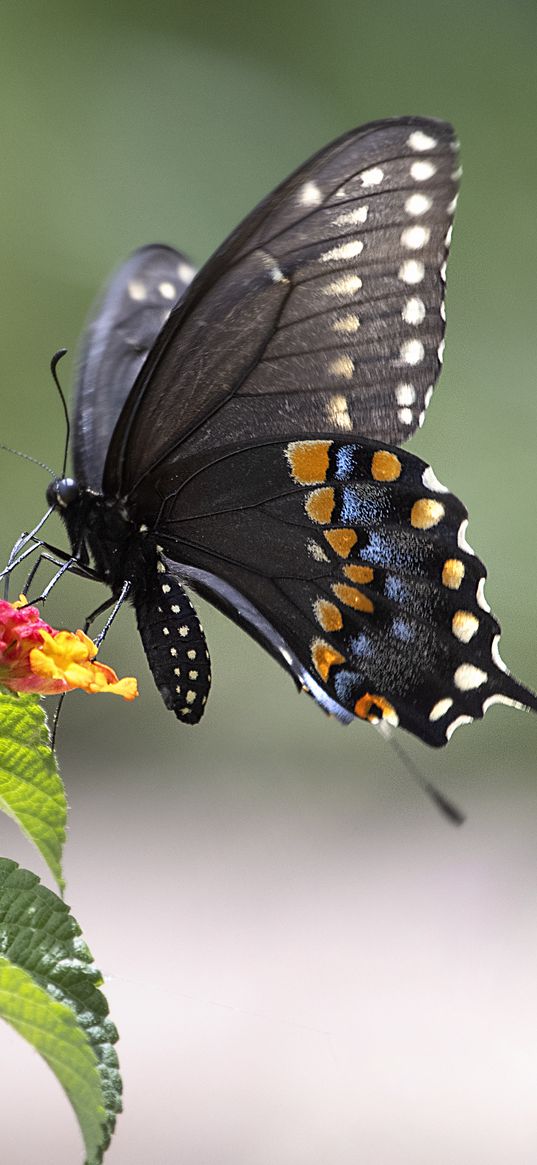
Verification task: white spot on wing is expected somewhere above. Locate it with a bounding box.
[411,160,436,181]
[424,386,434,408]
[445,714,473,740]
[361,166,384,187]
[454,663,488,691]
[452,611,479,643]
[407,130,438,152]
[307,538,329,563]
[482,692,526,714]
[476,576,490,611]
[395,383,416,406]
[334,205,368,226]
[327,394,352,429]
[321,239,364,263]
[398,260,425,285]
[429,697,453,721]
[438,338,445,363]
[324,274,362,297]
[405,192,432,216]
[333,312,360,334]
[402,296,426,324]
[299,181,322,206]
[400,339,424,365]
[422,465,449,493]
[491,635,509,674]
[329,355,354,379]
[401,225,430,250]
[398,407,413,426]
[457,520,475,556]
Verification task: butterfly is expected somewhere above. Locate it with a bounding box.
[42,115,536,746]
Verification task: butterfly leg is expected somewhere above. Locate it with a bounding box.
[88,580,132,646]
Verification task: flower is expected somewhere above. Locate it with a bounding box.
[0,598,138,700]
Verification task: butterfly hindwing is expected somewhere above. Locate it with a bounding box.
[104,117,459,501]
[152,437,536,747]
[74,244,196,489]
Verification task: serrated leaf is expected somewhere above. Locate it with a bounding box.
[0,858,121,1164]
[0,690,66,892]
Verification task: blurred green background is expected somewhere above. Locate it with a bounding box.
[0,2,536,1163]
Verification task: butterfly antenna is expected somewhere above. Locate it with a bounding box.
[0,444,55,478]
[376,723,466,826]
[50,349,70,476]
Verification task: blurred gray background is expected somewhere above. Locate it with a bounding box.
[0,1,536,1162]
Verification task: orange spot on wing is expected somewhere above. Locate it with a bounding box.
[314,599,343,632]
[287,440,332,484]
[323,528,357,557]
[410,498,445,529]
[354,692,398,726]
[305,487,335,524]
[332,583,374,614]
[371,450,402,482]
[311,638,345,680]
[343,564,374,584]
[442,558,465,589]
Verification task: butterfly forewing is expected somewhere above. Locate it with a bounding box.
[104,117,459,501]
[74,244,196,489]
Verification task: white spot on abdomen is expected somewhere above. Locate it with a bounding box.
[159,281,176,300]
[128,279,147,301]
[177,261,196,283]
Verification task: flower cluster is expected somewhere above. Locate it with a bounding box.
[0,598,138,700]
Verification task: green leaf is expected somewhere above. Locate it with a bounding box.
[0,691,66,892]
[0,858,121,1164]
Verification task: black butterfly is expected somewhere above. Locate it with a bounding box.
[42,116,535,746]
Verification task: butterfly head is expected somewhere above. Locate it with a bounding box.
[46,476,80,511]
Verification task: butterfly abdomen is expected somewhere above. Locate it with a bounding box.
[134,558,211,723]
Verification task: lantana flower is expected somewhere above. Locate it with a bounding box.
[0,598,138,700]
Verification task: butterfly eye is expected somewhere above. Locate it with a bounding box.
[47,477,79,509]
